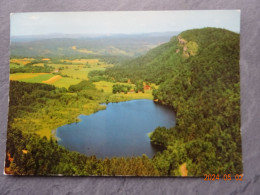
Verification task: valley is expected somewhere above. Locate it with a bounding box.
[6,27,242,176]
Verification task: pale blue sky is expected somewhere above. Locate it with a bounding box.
[10,10,240,36]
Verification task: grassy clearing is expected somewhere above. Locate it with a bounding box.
[60,68,89,80]
[94,81,115,93]
[60,67,107,80]
[94,81,134,94]
[10,73,48,80]
[52,77,81,88]
[50,64,109,80]
[108,92,153,102]
[20,74,54,83]
[94,81,153,102]
[10,63,21,68]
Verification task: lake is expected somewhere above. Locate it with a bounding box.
[56,99,176,158]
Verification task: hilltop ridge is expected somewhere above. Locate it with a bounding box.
[106,27,242,175]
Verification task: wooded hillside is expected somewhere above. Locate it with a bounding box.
[106,28,242,175]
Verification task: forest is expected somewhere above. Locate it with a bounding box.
[5,27,242,176]
[105,28,242,175]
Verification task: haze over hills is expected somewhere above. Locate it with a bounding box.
[10,32,180,58]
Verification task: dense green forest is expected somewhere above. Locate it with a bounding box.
[105,28,242,175]
[6,27,242,176]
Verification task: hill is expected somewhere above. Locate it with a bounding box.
[106,27,242,175]
[10,32,179,58]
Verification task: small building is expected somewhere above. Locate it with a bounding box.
[144,85,151,90]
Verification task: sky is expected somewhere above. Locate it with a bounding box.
[10,10,240,36]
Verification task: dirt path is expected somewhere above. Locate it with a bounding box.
[180,163,188,176]
[42,75,62,84]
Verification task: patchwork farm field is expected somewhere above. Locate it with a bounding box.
[42,75,62,84]
[10,73,49,80]
[19,74,54,83]
[10,58,113,88]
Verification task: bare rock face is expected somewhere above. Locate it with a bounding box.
[177,36,198,57]
[178,36,187,44]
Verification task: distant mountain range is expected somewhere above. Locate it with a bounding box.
[10,32,180,58]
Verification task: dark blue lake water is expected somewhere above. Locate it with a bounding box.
[56,99,176,158]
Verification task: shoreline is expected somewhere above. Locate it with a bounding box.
[42,96,154,140]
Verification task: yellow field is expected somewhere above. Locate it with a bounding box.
[52,77,81,88]
[42,75,62,84]
[94,81,134,94]
[49,64,108,80]
[10,58,34,65]
[60,68,89,80]
[10,73,78,89]
[10,73,48,80]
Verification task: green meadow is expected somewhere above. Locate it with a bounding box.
[20,74,54,83]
